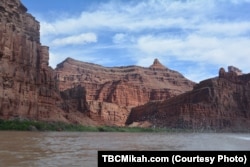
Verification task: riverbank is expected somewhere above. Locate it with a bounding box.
[0,119,168,132]
[1,119,249,133]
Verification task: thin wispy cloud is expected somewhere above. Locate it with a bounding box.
[22,0,250,82]
[51,33,97,46]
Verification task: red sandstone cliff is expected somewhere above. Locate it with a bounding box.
[0,0,195,126]
[0,0,97,125]
[126,67,250,131]
[55,58,195,105]
[55,58,195,125]
[5,0,248,130]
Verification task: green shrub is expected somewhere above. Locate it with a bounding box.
[0,119,172,132]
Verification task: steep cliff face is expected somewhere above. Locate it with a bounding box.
[87,101,131,126]
[127,67,250,131]
[60,85,88,113]
[55,58,195,106]
[55,58,195,125]
[0,0,194,126]
[0,0,90,123]
[2,1,248,130]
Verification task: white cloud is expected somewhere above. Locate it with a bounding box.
[35,0,250,82]
[51,33,97,46]
[49,50,114,69]
[39,0,210,36]
[135,34,250,72]
[230,0,250,4]
[113,33,127,44]
[182,63,218,83]
[198,22,250,36]
[40,21,57,36]
[137,35,180,55]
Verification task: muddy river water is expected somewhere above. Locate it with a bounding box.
[0,132,249,166]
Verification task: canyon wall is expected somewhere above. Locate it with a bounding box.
[0,0,97,125]
[55,58,195,125]
[55,58,195,106]
[0,0,194,126]
[0,0,66,121]
[4,0,248,130]
[127,67,250,131]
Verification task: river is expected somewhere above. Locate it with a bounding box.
[0,132,250,166]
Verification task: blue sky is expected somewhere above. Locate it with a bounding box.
[21,0,250,82]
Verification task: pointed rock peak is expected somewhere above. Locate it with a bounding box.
[65,57,75,62]
[150,58,166,69]
[153,58,160,64]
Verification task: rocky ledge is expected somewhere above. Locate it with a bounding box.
[126,66,250,131]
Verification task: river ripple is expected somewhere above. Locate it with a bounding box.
[0,132,250,167]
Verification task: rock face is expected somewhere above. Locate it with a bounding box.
[56,58,195,105]
[55,58,195,125]
[0,0,97,125]
[3,1,249,130]
[228,66,243,76]
[0,0,63,121]
[149,58,166,70]
[87,101,132,126]
[0,0,194,126]
[127,67,250,131]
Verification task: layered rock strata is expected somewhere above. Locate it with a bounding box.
[126,67,250,131]
[55,58,195,106]
[87,101,131,126]
[0,0,96,124]
[0,0,195,126]
[55,58,195,125]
